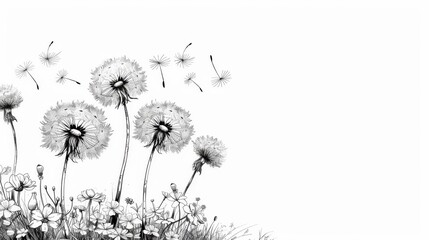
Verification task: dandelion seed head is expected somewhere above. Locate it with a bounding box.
[89,56,147,108]
[134,101,194,153]
[193,136,227,168]
[56,69,68,84]
[175,53,194,68]
[15,61,34,78]
[212,70,231,87]
[0,85,23,110]
[149,55,170,70]
[39,52,61,67]
[40,101,112,161]
[184,73,196,85]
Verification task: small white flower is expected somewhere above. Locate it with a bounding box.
[143,225,159,237]
[0,200,20,218]
[103,201,124,216]
[29,204,62,232]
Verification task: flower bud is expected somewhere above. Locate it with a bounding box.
[214,216,218,221]
[69,196,74,201]
[36,164,44,179]
[170,183,177,193]
[195,197,200,201]
[52,186,56,191]
[28,192,38,211]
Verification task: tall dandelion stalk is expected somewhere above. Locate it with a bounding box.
[0,85,23,175]
[184,136,227,195]
[89,56,147,225]
[41,101,112,238]
[134,101,194,238]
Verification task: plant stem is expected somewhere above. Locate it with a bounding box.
[10,120,18,175]
[27,72,39,90]
[60,154,70,238]
[66,78,81,85]
[0,177,6,200]
[111,102,131,226]
[86,199,92,227]
[16,191,21,207]
[191,80,203,92]
[210,55,221,79]
[160,67,165,88]
[39,179,45,207]
[140,144,157,239]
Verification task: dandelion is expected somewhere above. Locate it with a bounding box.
[210,55,231,87]
[109,228,133,240]
[143,225,160,237]
[119,213,141,229]
[184,72,203,92]
[175,42,195,68]
[95,223,114,235]
[16,228,28,239]
[56,69,80,85]
[39,41,61,67]
[0,85,23,175]
[184,136,227,194]
[29,204,62,232]
[90,56,146,225]
[15,61,39,90]
[165,231,180,240]
[103,201,124,216]
[40,101,111,237]
[0,200,20,218]
[149,55,170,88]
[134,101,193,237]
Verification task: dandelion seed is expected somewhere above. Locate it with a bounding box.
[175,42,195,68]
[149,55,170,88]
[56,69,80,85]
[210,55,231,87]
[39,41,61,67]
[15,61,39,90]
[184,72,203,92]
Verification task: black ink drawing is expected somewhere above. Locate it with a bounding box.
[149,55,170,88]
[39,41,61,67]
[0,52,273,240]
[15,61,39,90]
[210,55,231,87]
[184,72,203,92]
[175,43,195,68]
[56,70,81,85]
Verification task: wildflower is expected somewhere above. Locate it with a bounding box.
[184,72,203,92]
[16,228,28,239]
[39,41,61,67]
[167,191,187,208]
[77,189,106,203]
[119,213,141,229]
[0,165,11,175]
[125,197,134,205]
[175,43,195,68]
[184,202,206,225]
[143,225,160,237]
[155,211,174,225]
[56,69,80,85]
[95,223,114,235]
[73,221,88,235]
[7,229,14,236]
[29,204,61,232]
[0,200,20,218]
[145,206,164,219]
[15,61,39,90]
[90,210,107,224]
[4,174,36,192]
[149,55,170,88]
[89,56,147,108]
[109,228,133,240]
[74,205,87,212]
[165,231,180,240]
[103,201,124,216]
[134,101,194,153]
[210,55,231,87]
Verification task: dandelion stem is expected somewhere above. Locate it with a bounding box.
[111,102,131,226]
[9,120,18,175]
[27,72,39,90]
[60,154,70,238]
[210,55,221,79]
[140,144,157,239]
[160,67,165,88]
[65,78,81,85]
[184,159,203,195]
[191,80,203,92]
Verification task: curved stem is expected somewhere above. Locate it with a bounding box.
[60,154,70,238]
[140,144,157,239]
[111,103,130,226]
[191,80,203,92]
[27,72,39,90]
[210,55,220,79]
[65,78,81,85]
[160,67,165,88]
[10,120,18,175]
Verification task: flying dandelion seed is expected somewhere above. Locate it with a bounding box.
[39,41,61,67]
[15,61,39,90]
[184,73,203,92]
[175,43,195,68]
[134,101,194,238]
[210,55,231,87]
[56,70,80,85]
[0,85,23,175]
[184,136,227,194]
[149,55,170,88]
[90,56,147,226]
[41,101,112,238]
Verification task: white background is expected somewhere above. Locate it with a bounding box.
[0,0,428,239]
